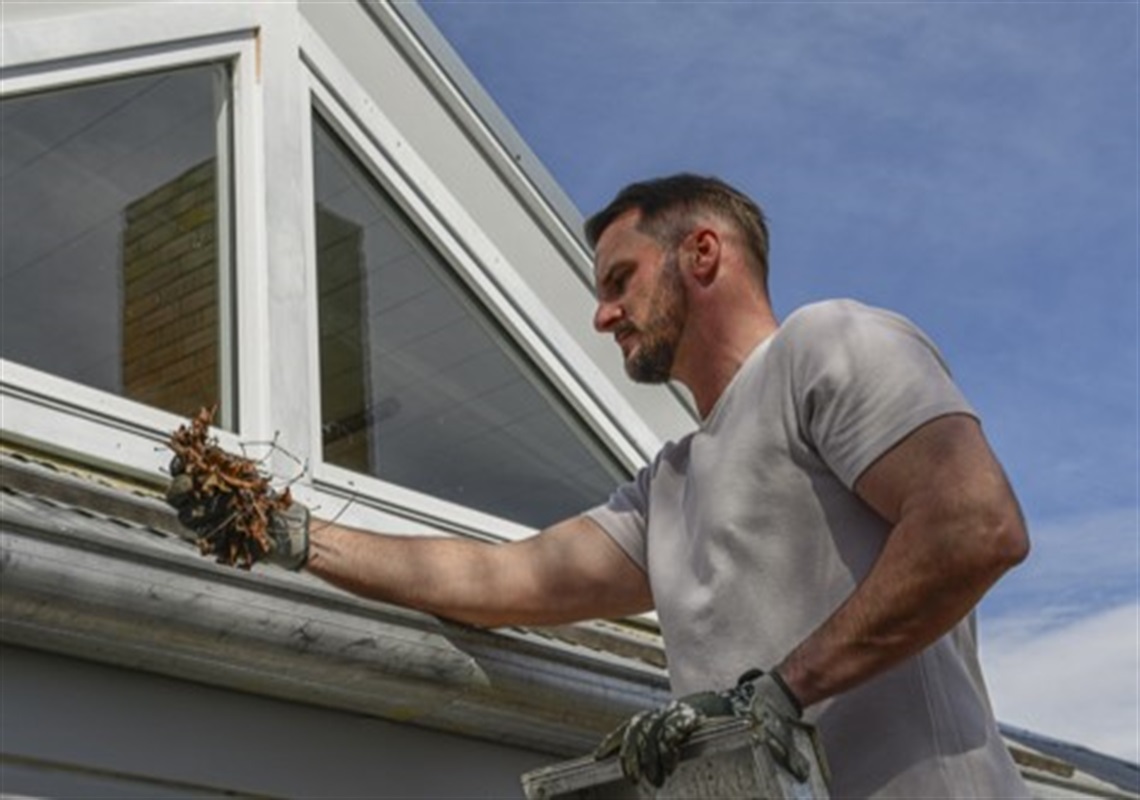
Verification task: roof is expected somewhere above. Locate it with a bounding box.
[1003,725,1140,798]
[0,448,669,757]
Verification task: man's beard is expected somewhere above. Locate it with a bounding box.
[624,252,686,384]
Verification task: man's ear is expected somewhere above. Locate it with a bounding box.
[689,228,721,287]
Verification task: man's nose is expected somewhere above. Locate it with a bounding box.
[594,299,622,333]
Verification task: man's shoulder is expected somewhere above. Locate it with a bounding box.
[778,299,921,348]
[775,299,951,391]
[781,298,886,334]
[773,300,935,377]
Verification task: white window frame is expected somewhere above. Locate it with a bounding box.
[298,26,647,540]
[0,5,659,544]
[0,10,264,480]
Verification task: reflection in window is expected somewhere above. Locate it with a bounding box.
[1,65,236,427]
[313,117,621,527]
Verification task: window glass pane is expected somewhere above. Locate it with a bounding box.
[1,64,235,427]
[313,117,620,528]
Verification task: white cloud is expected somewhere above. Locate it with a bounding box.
[979,507,1138,763]
[981,602,1139,763]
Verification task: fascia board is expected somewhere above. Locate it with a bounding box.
[372,0,594,284]
[0,456,669,757]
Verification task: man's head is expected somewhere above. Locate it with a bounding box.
[591,205,689,385]
[588,174,771,386]
[584,173,770,292]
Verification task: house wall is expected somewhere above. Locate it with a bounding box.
[1,645,550,799]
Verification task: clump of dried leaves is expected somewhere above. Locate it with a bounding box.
[167,406,293,569]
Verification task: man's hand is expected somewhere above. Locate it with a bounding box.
[594,690,733,788]
[739,670,811,783]
[264,501,310,570]
[594,669,806,788]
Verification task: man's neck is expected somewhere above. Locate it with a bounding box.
[677,314,779,418]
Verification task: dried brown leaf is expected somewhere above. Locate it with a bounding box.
[168,406,293,569]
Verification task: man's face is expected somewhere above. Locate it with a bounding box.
[593,212,687,384]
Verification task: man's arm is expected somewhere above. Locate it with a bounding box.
[776,413,1029,708]
[305,515,654,629]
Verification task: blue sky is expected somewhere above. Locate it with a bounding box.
[420,0,1139,762]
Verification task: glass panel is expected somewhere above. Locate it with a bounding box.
[1,64,236,428]
[313,117,620,528]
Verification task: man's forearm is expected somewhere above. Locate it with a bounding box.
[776,415,1030,709]
[305,521,506,627]
[776,511,1024,708]
[302,515,653,629]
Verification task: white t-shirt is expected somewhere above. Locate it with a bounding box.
[586,300,1029,799]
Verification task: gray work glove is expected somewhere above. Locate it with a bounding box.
[262,501,311,571]
[737,669,812,783]
[166,471,310,570]
[594,669,806,789]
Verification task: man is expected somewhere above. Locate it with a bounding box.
[171,174,1031,798]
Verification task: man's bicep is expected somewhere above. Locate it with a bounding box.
[854,413,1022,532]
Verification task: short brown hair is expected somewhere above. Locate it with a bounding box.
[584,174,770,289]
